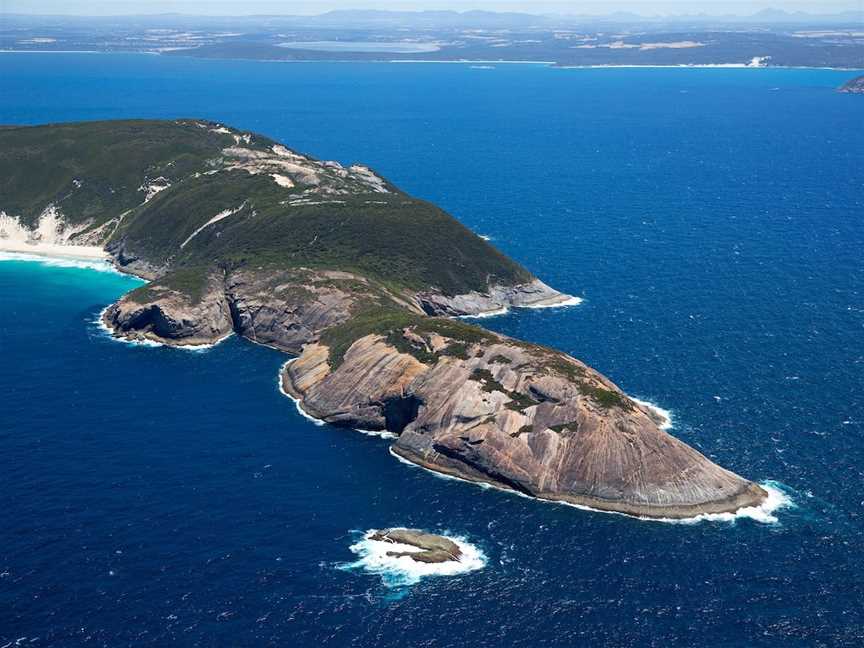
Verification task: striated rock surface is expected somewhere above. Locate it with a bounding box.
[104,272,234,347]
[2,119,768,520]
[414,278,573,316]
[282,324,768,519]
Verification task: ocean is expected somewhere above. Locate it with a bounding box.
[1,54,863,646]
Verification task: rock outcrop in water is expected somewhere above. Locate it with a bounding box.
[0,120,768,519]
[370,529,463,563]
[839,76,864,94]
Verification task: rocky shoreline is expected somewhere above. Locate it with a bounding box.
[277,332,768,520]
[3,120,770,522]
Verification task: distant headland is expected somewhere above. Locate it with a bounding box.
[839,76,864,93]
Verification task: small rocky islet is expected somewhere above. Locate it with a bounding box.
[839,75,864,94]
[0,119,768,519]
[369,529,463,564]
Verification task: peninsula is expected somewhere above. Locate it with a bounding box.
[839,75,864,93]
[0,120,768,519]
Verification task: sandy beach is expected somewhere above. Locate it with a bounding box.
[0,239,108,260]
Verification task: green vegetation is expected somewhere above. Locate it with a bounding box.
[320,302,502,369]
[470,368,505,393]
[0,120,251,228]
[1,120,636,414]
[505,392,540,413]
[577,383,632,410]
[319,307,419,368]
[126,266,212,304]
[469,368,539,413]
[515,424,534,437]
[0,120,532,296]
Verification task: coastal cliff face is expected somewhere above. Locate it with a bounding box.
[839,76,864,94]
[281,323,767,518]
[2,120,768,519]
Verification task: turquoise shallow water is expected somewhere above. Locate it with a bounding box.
[1,56,863,646]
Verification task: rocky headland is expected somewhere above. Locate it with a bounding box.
[0,119,768,519]
[839,76,864,94]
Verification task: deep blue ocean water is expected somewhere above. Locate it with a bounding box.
[1,55,863,646]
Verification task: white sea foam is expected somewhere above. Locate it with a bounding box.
[631,397,674,430]
[390,448,794,526]
[277,360,400,437]
[459,306,510,320]
[0,251,120,274]
[459,295,583,320]
[339,529,486,587]
[651,481,794,525]
[354,428,399,440]
[277,360,325,426]
[523,295,584,309]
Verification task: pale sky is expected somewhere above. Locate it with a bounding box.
[1,0,862,16]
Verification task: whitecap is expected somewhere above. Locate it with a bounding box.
[631,397,674,430]
[338,529,486,587]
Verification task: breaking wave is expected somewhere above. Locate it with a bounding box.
[0,251,120,274]
[522,295,584,309]
[277,360,325,426]
[338,529,486,587]
[631,397,674,430]
[653,481,795,525]
[459,306,510,320]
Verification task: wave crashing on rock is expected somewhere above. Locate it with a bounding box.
[339,528,486,587]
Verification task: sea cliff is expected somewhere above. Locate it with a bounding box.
[1,119,768,519]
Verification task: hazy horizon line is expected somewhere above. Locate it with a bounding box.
[2,6,862,18]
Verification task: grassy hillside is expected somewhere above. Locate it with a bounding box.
[0,119,532,295]
[0,120,246,227]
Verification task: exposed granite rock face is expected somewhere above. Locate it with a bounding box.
[104,268,380,353]
[223,269,367,354]
[370,529,463,563]
[105,238,167,281]
[103,273,233,347]
[839,76,864,94]
[105,271,768,519]
[283,328,768,519]
[414,278,575,316]
[8,120,767,520]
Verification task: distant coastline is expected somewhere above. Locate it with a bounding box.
[1,50,861,71]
